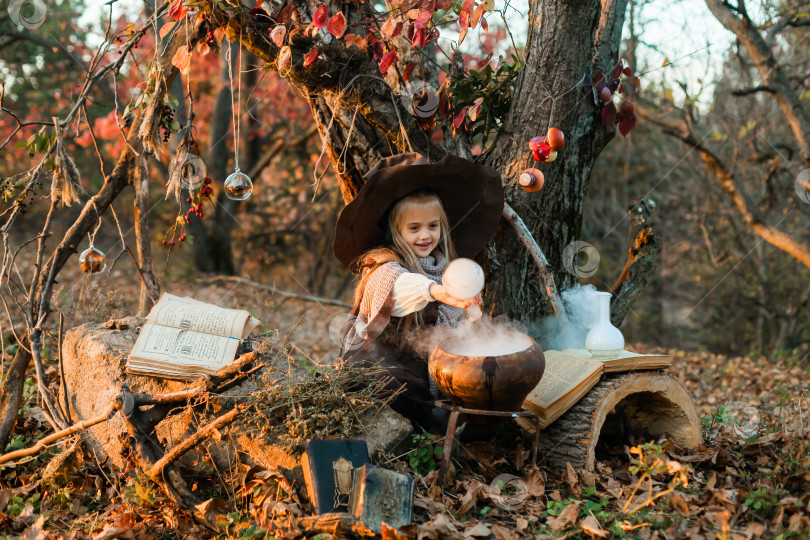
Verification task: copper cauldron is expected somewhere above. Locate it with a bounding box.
[428,332,545,412]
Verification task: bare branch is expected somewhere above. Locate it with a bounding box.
[731,85,775,96]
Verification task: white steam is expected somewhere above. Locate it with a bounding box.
[405,284,604,357]
[528,284,602,350]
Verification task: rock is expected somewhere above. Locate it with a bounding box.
[61,318,413,478]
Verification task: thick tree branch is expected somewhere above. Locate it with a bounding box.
[705,0,810,168]
[731,85,775,96]
[637,104,810,269]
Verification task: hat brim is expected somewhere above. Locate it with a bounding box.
[333,154,504,270]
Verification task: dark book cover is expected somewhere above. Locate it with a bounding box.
[351,464,414,533]
[300,439,370,515]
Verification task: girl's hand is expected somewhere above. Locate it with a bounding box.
[430,283,474,309]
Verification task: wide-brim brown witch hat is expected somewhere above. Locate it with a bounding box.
[333,152,504,270]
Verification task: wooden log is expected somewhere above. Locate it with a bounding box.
[537,371,702,474]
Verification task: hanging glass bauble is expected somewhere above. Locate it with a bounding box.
[224,169,253,200]
[79,246,107,274]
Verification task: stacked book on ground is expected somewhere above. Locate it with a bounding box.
[521,349,671,429]
[301,439,413,534]
[126,293,260,381]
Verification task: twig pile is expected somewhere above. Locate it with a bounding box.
[243,361,401,448]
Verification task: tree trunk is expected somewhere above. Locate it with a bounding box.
[482,0,628,329]
[0,348,31,448]
[134,154,160,315]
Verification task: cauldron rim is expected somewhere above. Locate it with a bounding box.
[430,330,538,359]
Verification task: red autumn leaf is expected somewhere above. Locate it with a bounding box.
[270,25,286,47]
[410,25,426,47]
[459,0,474,30]
[402,62,417,82]
[623,66,632,77]
[381,18,403,38]
[275,4,294,24]
[436,0,452,8]
[379,50,397,75]
[611,61,624,81]
[453,106,467,129]
[327,12,347,38]
[171,45,191,75]
[601,101,617,126]
[617,101,637,137]
[430,127,443,141]
[413,10,432,29]
[457,27,468,46]
[168,0,188,20]
[471,4,485,29]
[303,47,319,67]
[159,21,176,39]
[343,33,367,49]
[312,5,328,28]
[480,15,488,31]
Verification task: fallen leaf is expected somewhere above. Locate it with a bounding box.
[580,515,608,538]
[566,462,578,488]
[547,501,580,531]
[705,472,717,491]
[491,523,520,540]
[19,515,45,540]
[456,480,484,515]
[669,492,690,516]
[94,513,136,540]
[417,513,461,539]
[464,522,491,537]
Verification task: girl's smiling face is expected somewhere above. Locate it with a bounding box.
[399,206,442,257]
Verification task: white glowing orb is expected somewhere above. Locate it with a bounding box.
[442,258,485,300]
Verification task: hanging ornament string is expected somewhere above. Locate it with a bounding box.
[228,32,240,172]
[80,202,107,274]
[224,27,254,201]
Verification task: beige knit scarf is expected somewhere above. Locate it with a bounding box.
[340,251,464,356]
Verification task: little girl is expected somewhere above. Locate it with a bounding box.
[332,153,504,430]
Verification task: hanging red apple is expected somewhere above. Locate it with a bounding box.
[546,127,565,151]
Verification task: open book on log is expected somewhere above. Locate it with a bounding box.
[126,293,260,381]
[522,349,671,428]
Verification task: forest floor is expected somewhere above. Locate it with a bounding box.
[0,269,808,539]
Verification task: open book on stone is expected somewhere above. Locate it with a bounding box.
[126,293,261,381]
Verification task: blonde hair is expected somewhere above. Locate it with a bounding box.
[387,190,457,274]
[351,190,458,330]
